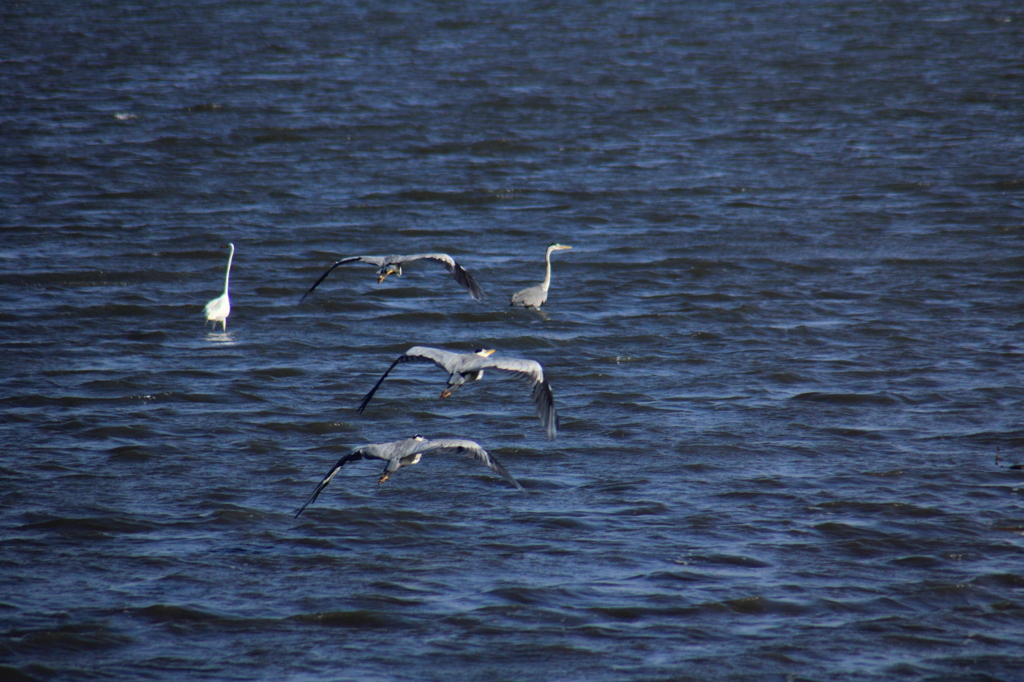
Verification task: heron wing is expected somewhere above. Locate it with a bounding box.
[529,379,559,440]
[481,357,545,384]
[510,284,545,308]
[204,293,229,318]
[480,357,558,439]
[396,253,484,301]
[300,256,382,302]
[356,346,461,413]
[294,447,375,516]
[420,439,525,491]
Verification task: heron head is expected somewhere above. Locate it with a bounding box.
[548,243,572,251]
[473,348,497,357]
[412,434,426,441]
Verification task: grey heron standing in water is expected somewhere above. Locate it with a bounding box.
[204,243,234,331]
[510,243,572,309]
[301,253,484,302]
[294,435,524,515]
[357,346,559,439]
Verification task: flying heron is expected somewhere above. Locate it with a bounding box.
[357,346,559,440]
[204,243,234,331]
[294,435,524,515]
[301,253,484,302]
[510,243,572,309]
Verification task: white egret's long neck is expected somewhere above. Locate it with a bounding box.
[223,245,235,294]
[541,246,555,291]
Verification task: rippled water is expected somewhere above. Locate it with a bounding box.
[3,1,1024,680]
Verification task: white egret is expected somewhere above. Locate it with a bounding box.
[204,243,234,331]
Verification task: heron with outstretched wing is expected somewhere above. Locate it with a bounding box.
[294,435,524,516]
[301,253,484,302]
[357,346,559,440]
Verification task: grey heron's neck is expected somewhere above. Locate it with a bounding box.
[542,246,556,290]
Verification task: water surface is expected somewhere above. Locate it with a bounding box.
[2,1,1024,680]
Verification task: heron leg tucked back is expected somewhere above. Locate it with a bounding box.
[440,373,468,399]
[378,452,422,484]
[377,264,403,283]
[378,461,395,484]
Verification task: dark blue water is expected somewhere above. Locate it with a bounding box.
[3,1,1024,680]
